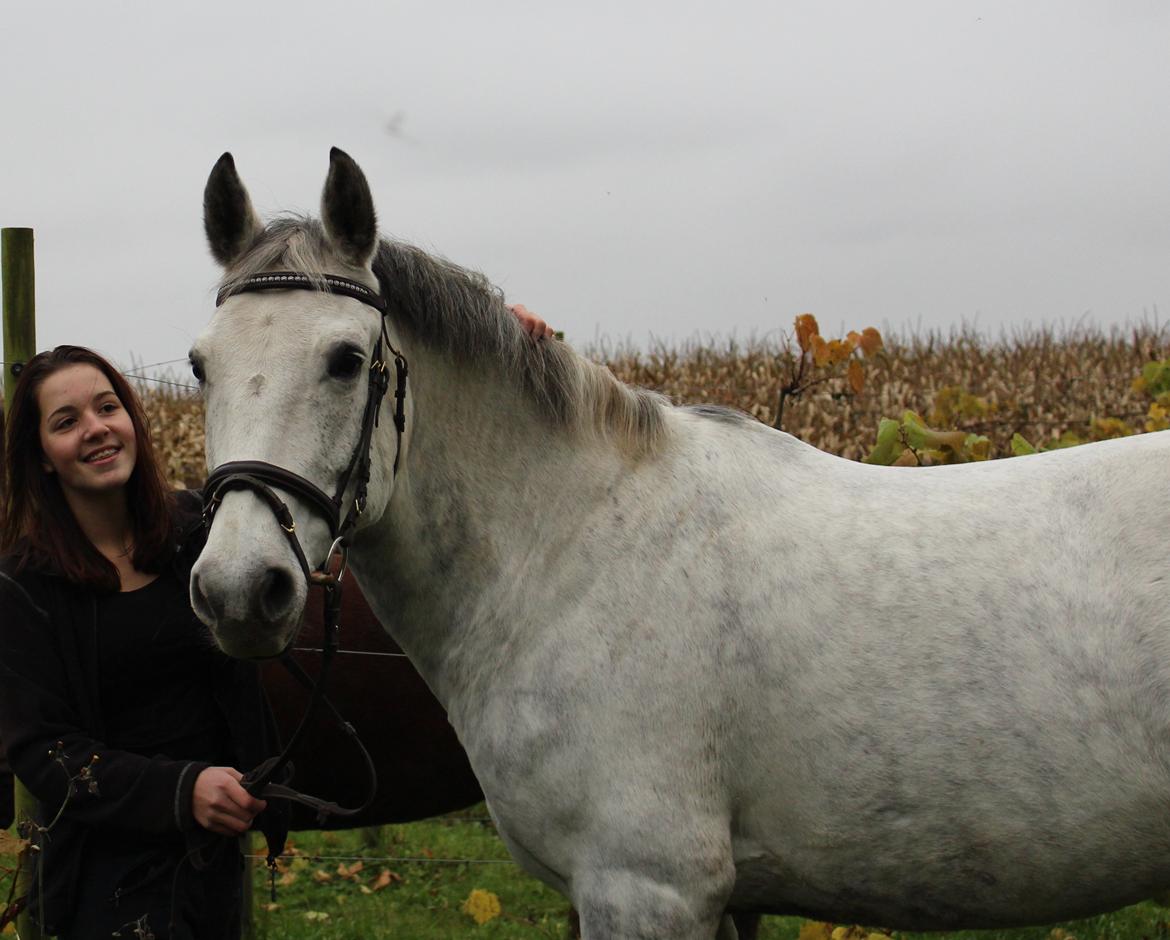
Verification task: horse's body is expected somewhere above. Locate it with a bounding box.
[190,149,1170,939]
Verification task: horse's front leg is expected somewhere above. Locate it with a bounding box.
[573,844,737,940]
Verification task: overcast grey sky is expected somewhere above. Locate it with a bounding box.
[2,1,1168,377]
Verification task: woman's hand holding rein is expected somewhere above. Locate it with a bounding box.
[192,766,267,836]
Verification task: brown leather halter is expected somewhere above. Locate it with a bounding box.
[201,271,408,871]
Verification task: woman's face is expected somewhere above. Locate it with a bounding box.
[37,364,138,501]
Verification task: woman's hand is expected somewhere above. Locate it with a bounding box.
[192,766,268,836]
[508,304,555,341]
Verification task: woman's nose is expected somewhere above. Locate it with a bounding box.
[79,411,108,438]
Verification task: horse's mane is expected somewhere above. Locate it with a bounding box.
[219,216,669,455]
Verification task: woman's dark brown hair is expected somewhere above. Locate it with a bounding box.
[0,346,175,591]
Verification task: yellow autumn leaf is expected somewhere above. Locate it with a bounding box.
[462,888,502,925]
[859,326,883,357]
[262,902,280,912]
[312,869,333,884]
[304,910,331,922]
[826,339,853,365]
[847,359,864,394]
[798,921,834,940]
[811,334,831,367]
[371,868,402,891]
[794,314,820,353]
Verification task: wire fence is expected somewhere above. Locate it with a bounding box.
[244,853,515,866]
[244,810,514,871]
[0,358,203,392]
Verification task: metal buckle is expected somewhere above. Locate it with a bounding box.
[321,536,349,583]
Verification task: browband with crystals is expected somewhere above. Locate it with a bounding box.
[216,270,388,313]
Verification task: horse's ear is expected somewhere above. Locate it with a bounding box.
[321,147,378,268]
[204,153,263,267]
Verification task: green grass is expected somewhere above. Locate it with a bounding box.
[6,809,1169,938]
[247,808,570,939]
[246,806,1170,940]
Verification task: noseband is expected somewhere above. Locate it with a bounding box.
[201,271,409,865]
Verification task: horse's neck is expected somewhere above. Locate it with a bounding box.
[356,354,626,700]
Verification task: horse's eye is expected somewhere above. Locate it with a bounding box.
[327,348,365,380]
[189,358,205,383]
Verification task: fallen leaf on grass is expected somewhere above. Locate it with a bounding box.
[277,871,298,887]
[261,903,280,913]
[337,861,364,881]
[304,911,330,922]
[462,888,502,925]
[312,869,333,884]
[0,831,28,855]
[371,868,402,891]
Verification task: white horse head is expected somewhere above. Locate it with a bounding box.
[191,149,405,657]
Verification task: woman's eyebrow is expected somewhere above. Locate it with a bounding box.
[46,404,77,421]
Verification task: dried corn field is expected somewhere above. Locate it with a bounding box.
[141,324,1170,485]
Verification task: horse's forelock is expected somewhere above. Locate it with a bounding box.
[217,216,669,455]
[216,216,334,295]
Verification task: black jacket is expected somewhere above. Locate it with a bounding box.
[0,489,287,933]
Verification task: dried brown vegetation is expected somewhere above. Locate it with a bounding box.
[140,324,1170,484]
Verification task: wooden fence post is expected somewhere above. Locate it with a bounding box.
[2,228,36,407]
[1,227,42,940]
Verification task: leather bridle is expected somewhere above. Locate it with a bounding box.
[201,270,408,859]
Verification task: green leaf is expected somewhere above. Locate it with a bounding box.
[900,411,929,451]
[965,434,992,461]
[1010,433,1037,456]
[864,418,903,465]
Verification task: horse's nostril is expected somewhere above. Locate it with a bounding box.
[258,567,297,621]
[190,572,219,625]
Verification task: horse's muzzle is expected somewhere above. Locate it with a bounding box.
[190,557,305,659]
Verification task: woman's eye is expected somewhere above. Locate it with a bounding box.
[327,348,365,380]
[189,359,205,383]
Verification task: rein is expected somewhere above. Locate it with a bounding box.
[201,271,408,866]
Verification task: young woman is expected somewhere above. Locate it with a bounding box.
[0,306,552,938]
[0,345,286,939]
